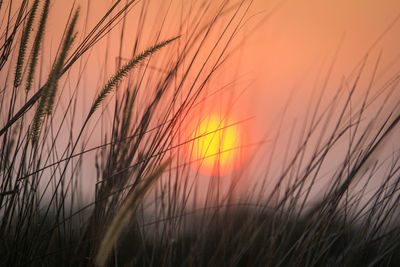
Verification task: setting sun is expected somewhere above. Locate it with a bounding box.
[188,115,243,176]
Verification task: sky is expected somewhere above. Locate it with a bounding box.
[5,0,400,204]
[52,0,400,127]
[42,0,400,114]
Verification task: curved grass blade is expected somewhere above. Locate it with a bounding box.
[94,158,172,267]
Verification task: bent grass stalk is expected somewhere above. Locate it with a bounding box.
[94,158,171,267]
[87,36,180,119]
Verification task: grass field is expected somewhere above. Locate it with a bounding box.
[1,0,400,266]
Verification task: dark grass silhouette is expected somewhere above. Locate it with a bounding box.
[1,1,400,266]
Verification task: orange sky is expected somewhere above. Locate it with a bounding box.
[39,0,400,167]
[53,0,400,121]
[5,0,400,193]
[47,0,400,85]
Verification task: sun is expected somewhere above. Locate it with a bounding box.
[187,115,243,176]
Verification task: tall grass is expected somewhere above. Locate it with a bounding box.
[0,0,400,266]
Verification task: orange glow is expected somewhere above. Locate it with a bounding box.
[188,115,243,176]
